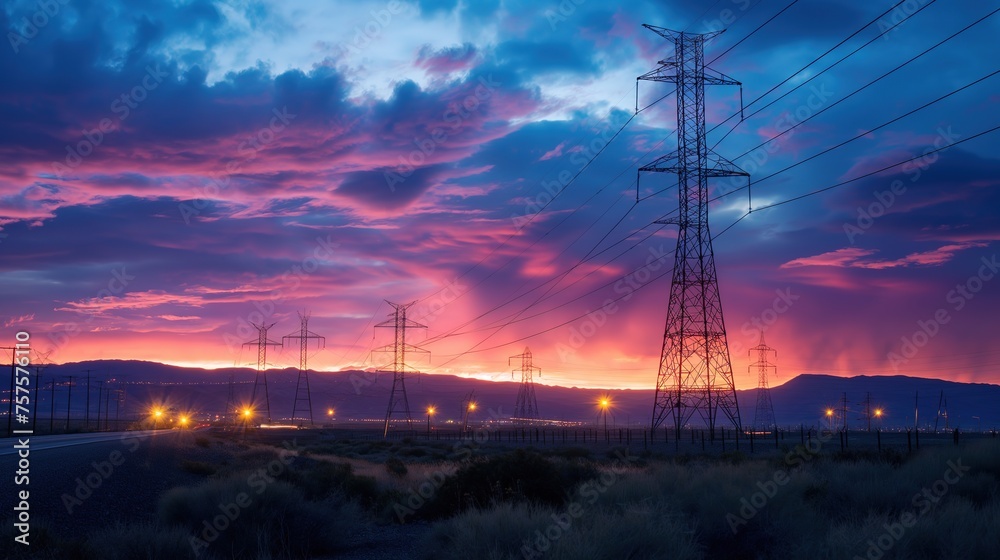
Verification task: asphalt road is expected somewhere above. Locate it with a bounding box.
[0,430,209,541]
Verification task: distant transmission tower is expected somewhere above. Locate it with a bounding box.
[639,25,748,439]
[860,391,872,432]
[934,390,949,432]
[374,301,428,437]
[225,372,237,426]
[509,347,541,424]
[283,311,325,427]
[749,332,776,433]
[243,322,281,424]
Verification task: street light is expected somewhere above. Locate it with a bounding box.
[825,408,835,431]
[152,407,163,429]
[599,397,611,432]
[426,406,435,438]
[179,415,189,428]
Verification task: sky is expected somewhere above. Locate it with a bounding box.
[1,0,998,390]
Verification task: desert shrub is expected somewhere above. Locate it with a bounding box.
[554,446,591,459]
[85,522,206,560]
[159,474,351,559]
[424,449,598,518]
[280,459,380,506]
[178,460,217,476]
[385,457,408,477]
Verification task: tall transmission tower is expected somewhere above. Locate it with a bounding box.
[639,25,748,439]
[242,322,281,424]
[509,347,541,424]
[373,301,428,437]
[283,311,325,427]
[749,332,776,433]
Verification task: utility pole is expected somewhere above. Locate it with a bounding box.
[373,301,428,438]
[242,322,281,425]
[282,311,325,427]
[49,380,56,433]
[749,332,777,433]
[64,375,75,431]
[840,392,848,431]
[95,380,104,432]
[509,347,541,424]
[82,368,95,430]
[461,391,477,434]
[31,350,51,434]
[639,25,748,440]
[2,347,15,438]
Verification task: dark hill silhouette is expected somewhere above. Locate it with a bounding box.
[20,360,1000,430]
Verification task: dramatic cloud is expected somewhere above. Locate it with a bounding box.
[1,0,998,389]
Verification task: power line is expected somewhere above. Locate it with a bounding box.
[728,5,997,162]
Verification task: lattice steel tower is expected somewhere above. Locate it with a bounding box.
[749,332,776,433]
[243,321,281,424]
[374,301,428,437]
[283,311,325,426]
[509,347,541,424]
[639,26,748,438]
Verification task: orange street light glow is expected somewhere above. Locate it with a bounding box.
[327,408,335,416]
[468,402,477,411]
[825,408,834,417]
[427,406,436,415]
[874,408,884,418]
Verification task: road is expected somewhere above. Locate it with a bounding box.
[0,429,209,540]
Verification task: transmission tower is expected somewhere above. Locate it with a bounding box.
[639,26,748,439]
[242,322,281,424]
[934,390,949,432]
[509,347,541,424]
[225,372,237,426]
[283,311,325,427]
[749,332,776,433]
[461,391,476,433]
[373,301,428,437]
[860,391,872,432]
